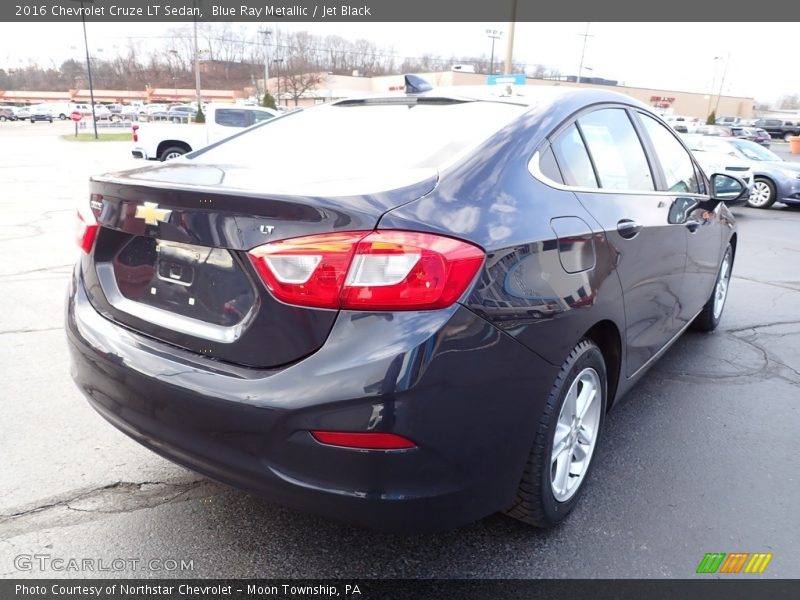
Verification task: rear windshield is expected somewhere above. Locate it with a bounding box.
[191,101,527,175]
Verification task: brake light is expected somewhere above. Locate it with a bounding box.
[248,230,484,310]
[311,431,417,450]
[76,206,98,254]
[132,124,139,142]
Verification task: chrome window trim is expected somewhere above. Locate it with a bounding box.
[528,150,710,200]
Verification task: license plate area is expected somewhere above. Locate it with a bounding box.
[104,235,256,328]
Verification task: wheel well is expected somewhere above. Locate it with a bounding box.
[157,140,191,157]
[583,320,622,410]
[753,174,775,188]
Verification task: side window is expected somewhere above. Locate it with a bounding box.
[537,145,564,184]
[215,109,249,128]
[251,110,275,124]
[577,108,654,191]
[638,113,701,194]
[550,124,598,188]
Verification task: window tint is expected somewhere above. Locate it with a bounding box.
[215,109,249,128]
[578,108,654,191]
[550,124,598,188]
[639,114,700,193]
[538,146,564,184]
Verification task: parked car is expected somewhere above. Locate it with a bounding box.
[751,118,800,141]
[131,103,278,160]
[681,134,754,194]
[68,84,746,532]
[70,103,113,121]
[693,124,733,137]
[0,107,17,121]
[715,116,745,126]
[687,135,800,208]
[27,105,54,123]
[167,105,198,122]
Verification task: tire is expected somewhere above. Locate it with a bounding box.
[59,113,67,120]
[504,339,607,528]
[30,119,35,124]
[784,133,795,142]
[0,116,6,122]
[692,243,733,332]
[747,178,776,209]
[159,146,188,161]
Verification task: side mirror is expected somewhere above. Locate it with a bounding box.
[710,173,749,205]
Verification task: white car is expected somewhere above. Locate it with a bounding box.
[681,134,754,194]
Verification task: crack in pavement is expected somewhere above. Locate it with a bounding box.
[731,275,800,292]
[0,479,224,540]
[0,264,74,280]
[0,326,63,335]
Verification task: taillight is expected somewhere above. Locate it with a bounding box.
[311,431,417,450]
[248,230,484,310]
[132,124,139,142]
[76,205,98,254]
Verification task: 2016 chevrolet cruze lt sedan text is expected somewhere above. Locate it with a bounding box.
[67,83,747,532]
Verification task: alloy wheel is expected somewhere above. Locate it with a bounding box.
[749,181,772,207]
[713,249,732,320]
[550,367,602,502]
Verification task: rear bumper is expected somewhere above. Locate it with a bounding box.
[66,267,557,531]
[131,147,149,160]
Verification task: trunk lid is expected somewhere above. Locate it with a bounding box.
[83,162,437,368]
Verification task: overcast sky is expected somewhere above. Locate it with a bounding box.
[0,21,796,104]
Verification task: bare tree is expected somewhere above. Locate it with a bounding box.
[279,72,325,106]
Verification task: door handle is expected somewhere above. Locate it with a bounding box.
[685,219,701,233]
[616,219,642,239]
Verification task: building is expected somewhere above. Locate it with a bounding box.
[1,71,755,119]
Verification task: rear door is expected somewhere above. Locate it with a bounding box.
[549,106,688,377]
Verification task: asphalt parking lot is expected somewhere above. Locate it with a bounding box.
[1,120,798,579]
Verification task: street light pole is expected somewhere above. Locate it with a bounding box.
[576,22,593,85]
[707,56,722,116]
[485,29,503,76]
[70,0,97,139]
[714,52,731,114]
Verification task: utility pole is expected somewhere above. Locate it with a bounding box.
[70,0,97,139]
[576,22,593,85]
[193,0,201,109]
[260,28,272,99]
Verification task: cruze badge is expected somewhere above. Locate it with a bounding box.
[135,202,172,226]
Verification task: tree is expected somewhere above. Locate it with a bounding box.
[779,94,800,110]
[195,106,205,123]
[262,91,277,109]
[279,72,324,106]
[706,110,716,125]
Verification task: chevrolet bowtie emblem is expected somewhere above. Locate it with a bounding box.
[135,202,172,226]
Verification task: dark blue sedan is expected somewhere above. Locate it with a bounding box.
[67,81,747,531]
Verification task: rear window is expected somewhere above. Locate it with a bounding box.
[193,101,527,174]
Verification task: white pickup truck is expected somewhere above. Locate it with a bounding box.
[131,104,279,161]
